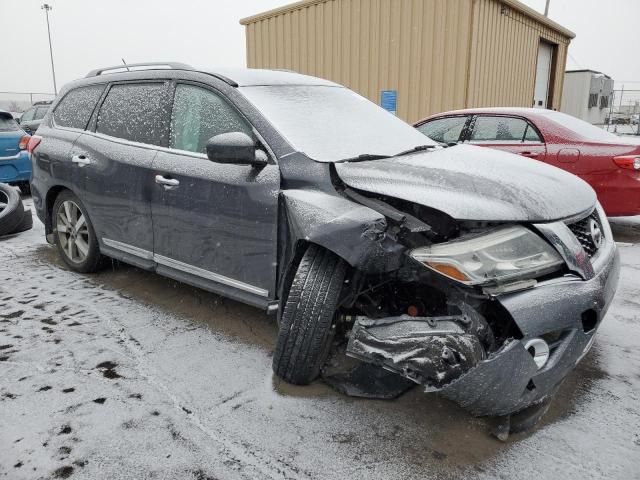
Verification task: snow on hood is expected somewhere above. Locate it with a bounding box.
[335,144,597,222]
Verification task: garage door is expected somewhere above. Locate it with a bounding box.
[534,42,554,109]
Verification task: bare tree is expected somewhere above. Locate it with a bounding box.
[8,101,22,113]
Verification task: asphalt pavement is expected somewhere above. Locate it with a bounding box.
[1,199,639,479]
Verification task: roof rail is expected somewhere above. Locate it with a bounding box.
[85,62,194,78]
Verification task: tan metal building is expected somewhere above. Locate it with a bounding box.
[240,0,575,123]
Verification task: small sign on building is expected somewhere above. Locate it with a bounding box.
[380,90,397,115]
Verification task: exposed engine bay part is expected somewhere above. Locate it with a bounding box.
[321,350,416,400]
[341,187,436,237]
[344,310,489,389]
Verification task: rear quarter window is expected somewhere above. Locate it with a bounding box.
[54,85,105,130]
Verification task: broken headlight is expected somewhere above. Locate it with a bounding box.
[410,226,564,286]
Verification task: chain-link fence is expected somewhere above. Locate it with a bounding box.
[0,91,56,113]
[604,89,640,136]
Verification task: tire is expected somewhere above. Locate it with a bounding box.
[10,208,33,234]
[0,183,25,237]
[52,190,102,273]
[273,244,347,385]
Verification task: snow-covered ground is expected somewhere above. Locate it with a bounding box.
[1,200,640,479]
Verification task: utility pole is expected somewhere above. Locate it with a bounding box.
[41,4,57,95]
[544,0,550,16]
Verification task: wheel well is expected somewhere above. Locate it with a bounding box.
[44,186,70,233]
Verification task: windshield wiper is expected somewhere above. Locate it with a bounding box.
[392,144,439,157]
[336,153,393,163]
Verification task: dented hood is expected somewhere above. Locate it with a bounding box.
[334,144,596,222]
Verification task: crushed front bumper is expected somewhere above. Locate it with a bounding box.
[347,237,620,417]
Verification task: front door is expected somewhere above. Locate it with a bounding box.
[151,83,279,306]
[467,115,547,161]
[74,81,172,266]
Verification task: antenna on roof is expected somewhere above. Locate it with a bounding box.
[121,58,130,72]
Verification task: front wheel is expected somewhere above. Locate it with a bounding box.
[273,244,347,385]
[52,190,102,273]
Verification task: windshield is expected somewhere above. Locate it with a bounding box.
[543,110,621,142]
[239,85,435,162]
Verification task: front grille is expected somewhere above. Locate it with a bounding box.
[567,211,603,258]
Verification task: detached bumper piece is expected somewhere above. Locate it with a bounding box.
[346,315,486,388]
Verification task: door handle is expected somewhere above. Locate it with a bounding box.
[520,152,539,158]
[71,154,91,166]
[155,175,180,189]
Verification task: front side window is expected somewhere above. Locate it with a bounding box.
[54,85,105,130]
[416,117,467,144]
[34,106,49,120]
[170,84,252,154]
[21,108,35,122]
[470,116,540,143]
[96,82,169,146]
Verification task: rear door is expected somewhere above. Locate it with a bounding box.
[46,84,107,194]
[150,82,280,306]
[72,81,172,267]
[466,115,547,161]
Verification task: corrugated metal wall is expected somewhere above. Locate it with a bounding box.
[467,0,569,111]
[243,0,571,123]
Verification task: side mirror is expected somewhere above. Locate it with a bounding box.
[205,132,267,167]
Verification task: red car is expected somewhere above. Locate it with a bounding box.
[415,108,640,216]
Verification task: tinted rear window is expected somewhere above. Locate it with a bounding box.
[96,83,169,146]
[54,86,105,130]
[0,114,19,132]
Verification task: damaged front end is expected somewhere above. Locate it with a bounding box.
[345,308,488,389]
[326,188,619,426]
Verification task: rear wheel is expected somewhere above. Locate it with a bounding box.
[273,244,347,385]
[53,191,102,273]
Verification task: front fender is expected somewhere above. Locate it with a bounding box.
[281,189,405,273]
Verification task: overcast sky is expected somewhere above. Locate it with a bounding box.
[1,0,638,98]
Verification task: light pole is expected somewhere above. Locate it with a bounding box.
[544,0,550,16]
[41,3,57,95]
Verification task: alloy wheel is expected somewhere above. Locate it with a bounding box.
[56,200,90,263]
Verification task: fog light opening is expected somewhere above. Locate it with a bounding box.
[526,379,536,391]
[581,309,598,333]
[524,338,550,370]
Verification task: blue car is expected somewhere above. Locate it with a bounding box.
[0,110,31,194]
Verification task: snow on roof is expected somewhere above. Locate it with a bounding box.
[202,68,340,87]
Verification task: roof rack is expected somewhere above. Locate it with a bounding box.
[85,62,194,78]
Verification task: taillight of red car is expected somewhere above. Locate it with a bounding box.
[613,155,640,171]
[27,135,42,154]
[18,134,31,150]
